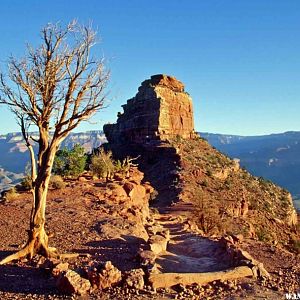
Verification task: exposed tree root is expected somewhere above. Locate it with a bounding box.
[0,245,80,265]
[0,246,32,265]
[0,231,80,265]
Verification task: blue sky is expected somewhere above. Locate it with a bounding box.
[0,0,299,135]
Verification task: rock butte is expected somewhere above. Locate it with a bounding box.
[104,74,195,145]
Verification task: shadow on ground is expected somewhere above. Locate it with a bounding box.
[83,235,145,272]
[0,253,57,295]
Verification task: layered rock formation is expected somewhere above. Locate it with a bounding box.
[104,74,194,145]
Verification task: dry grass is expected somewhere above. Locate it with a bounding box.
[49,175,66,189]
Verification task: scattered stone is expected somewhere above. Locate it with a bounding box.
[231,234,244,243]
[78,176,88,182]
[146,224,164,236]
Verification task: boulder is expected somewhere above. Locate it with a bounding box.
[87,261,122,290]
[56,270,91,295]
[123,182,146,203]
[108,184,128,200]
[38,257,60,271]
[148,234,169,254]
[128,167,144,183]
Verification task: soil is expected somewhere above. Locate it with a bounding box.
[0,177,146,299]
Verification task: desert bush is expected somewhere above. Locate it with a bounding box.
[21,175,33,190]
[114,156,139,176]
[280,195,290,209]
[53,144,87,177]
[193,189,220,234]
[90,149,115,180]
[258,177,272,189]
[5,187,18,201]
[20,163,33,190]
[201,179,208,187]
[90,149,138,180]
[256,227,271,242]
[291,239,300,254]
[198,136,208,142]
[262,201,272,213]
[224,177,232,189]
[206,170,212,177]
[49,175,66,189]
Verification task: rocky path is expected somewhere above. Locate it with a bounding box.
[151,212,231,274]
[145,203,265,292]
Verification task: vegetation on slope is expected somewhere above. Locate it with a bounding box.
[170,136,299,250]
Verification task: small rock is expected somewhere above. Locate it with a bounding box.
[138,249,156,266]
[78,176,88,182]
[52,262,69,278]
[232,234,244,243]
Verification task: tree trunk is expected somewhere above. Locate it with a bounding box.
[26,178,51,258]
[27,148,56,258]
[0,148,57,264]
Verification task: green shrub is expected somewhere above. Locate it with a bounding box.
[49,175,66,189]
[280,195,290,209]
[90,149,115,180]
[53,144,87,177]
[201,179,208,187]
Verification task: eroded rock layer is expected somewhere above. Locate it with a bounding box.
[104,74,194,144]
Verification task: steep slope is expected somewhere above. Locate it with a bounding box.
[170,136,298,245]
[201,131,300,202]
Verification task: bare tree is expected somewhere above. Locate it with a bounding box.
[0,21,109,264]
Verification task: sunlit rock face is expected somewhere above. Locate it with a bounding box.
[104,74,195,145]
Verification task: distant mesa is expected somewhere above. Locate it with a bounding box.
[104,74,195,145]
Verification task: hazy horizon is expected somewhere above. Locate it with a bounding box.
[1,128,300,138]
